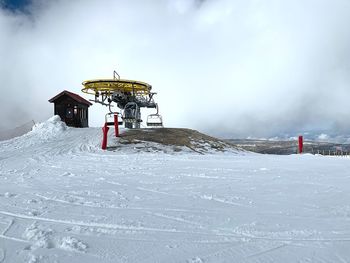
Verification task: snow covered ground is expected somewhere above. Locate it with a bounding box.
[1,117,350,262]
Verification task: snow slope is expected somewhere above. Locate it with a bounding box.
[1,117,350,262]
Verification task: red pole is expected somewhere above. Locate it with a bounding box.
[114,114,119,137]
[298,135,303,154]
[102,123,109,150]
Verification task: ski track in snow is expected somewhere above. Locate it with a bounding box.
[1,117,350,262]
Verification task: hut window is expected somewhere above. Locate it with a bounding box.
[74,106,78,115]
[66,108,73,118]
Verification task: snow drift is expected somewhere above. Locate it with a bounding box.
[30,115,67,140]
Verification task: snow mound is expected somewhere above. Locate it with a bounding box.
[188,257,204,263]
[0,116,105,155]
[23,222,88,254]
[23,222,54,249]
[30,115,67,140]
[59,236,88,252]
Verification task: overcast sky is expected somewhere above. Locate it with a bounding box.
[1,0,350,138]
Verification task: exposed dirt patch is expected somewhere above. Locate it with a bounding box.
[114,128,241,153]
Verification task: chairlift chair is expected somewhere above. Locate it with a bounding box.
[146,114,163,127]
[105,112,123,126]
[146,104,163,127]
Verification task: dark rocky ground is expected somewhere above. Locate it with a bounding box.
[114,128,242,153]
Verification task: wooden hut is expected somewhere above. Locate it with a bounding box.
[49,90,92,128]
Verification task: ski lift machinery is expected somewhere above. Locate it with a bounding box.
[81,71,163,128]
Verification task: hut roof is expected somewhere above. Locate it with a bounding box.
[49,90,92,106]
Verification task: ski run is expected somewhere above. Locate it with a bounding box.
[0,117,350,262]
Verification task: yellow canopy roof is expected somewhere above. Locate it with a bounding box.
[82,79,152,95]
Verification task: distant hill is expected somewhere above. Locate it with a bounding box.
[0,121,34,141]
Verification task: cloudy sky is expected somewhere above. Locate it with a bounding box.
[1,0,350,138]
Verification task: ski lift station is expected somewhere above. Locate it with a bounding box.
[81,71,163,129]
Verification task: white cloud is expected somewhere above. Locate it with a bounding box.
[1,0,350,137]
